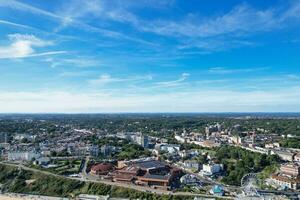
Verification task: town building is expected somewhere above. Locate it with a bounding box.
[200,163,223,176]
[0,133,8,143]
[91,163,114,175]
[265,143,280,149]
[138,135,149,148]
[270,163,300,190]
[230,135,242,145]
[8,151,41,161]
[67,144,86,156]
[180,174,202,186]
[183,160,201,171]
[87,145,99,157]
[191,140,221,148]
[101,145,120,157]
[270,174,300,190]
[114,158,182,190]
[294,153,300,163]
[179,150,199,159]
[174,135,186,143]
[34,157,51,165]
[13,134,36,142]
[205,124,221,138]
[209,185,225,196]
[272,150,295,162]
[155,143,180,154]
[280,163,300,177]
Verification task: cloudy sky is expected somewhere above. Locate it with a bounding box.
[0,0,300,113]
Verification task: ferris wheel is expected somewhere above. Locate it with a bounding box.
[241,173,260,197]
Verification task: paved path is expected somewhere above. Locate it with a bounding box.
[0,193,68,200]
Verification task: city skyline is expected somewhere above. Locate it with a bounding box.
[0,0,300,113]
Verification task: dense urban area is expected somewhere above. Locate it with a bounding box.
[1,113,300,200]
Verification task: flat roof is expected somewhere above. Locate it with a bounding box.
[133,160,167,170]
[142,173,171,181]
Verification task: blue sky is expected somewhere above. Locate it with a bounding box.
[0,0,300,113]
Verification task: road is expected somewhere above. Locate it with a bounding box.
[258,189,300,198]
[80,156,89,178]
[0,161,234,199]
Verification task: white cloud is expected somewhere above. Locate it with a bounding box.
[59,71,95,77]
[0,34,64,59]
[156,73,190,87]
[3,0,299,52]
[0,0,60,19]
[44,57,101,68]
[140,4,281,38]
[178,39,256,53]
[1,86,300,113]
[89,74,152,86]
[0,0,152,45]
[0,19,33,29]
[281,0,300,20]
[208,67,269,74]
[62,1,300,51]
[89,74,120,86]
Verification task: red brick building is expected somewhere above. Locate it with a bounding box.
[90,163,114,175]
[280,163,300,177]
[113,158,182,190]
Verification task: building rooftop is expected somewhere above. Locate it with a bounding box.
[91,163,113,172]
[142,173,171,181]
[133,160,167,170]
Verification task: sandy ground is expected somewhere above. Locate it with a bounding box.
[0,194,69,200]
[0,194,30,200]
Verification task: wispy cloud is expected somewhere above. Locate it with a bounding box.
[44,57,101,68]
[280,0,300,21]
[0,0,154,45]
[3,0,299,52]
[0,19,33,29]
[0,0,60,19]
[59,70,96,77]
[156,73,190,87]
[2,85,300,113]
[0,34,65,59]
[89,74,153,86]
[208,67,269,74]
[178,39,256,53]
[140,4,278,38]
[69,1,300,52]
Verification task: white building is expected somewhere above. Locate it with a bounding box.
[136,135,149,148]
[201,163,223,176]
[180,174,202,186]
[271,150,295,162]
[179,150,199,158]
[34,157,51,165]
[183,160,200,171]
[14,134,36,141]
[229,135,242,145]
[156,143,180,154]
[175,135,186,143]
[8,151,41,161]
[190,140,221,148]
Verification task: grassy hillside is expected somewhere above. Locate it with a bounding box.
[0,164,195,200]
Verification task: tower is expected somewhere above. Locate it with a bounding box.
[141,135,149,148]
[252,131,256,148]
